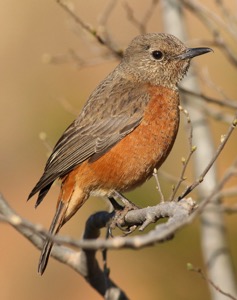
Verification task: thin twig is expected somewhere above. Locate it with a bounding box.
[188,157,237,219]
[122,0,159,34]
[57,0,123,58]
[142,0,160,27]
[215,0,237,31]
[180,0,237,65]
[98,0,118,26]
[97,0,119,52]
[221,204,237,214]
[38,132,53,157]
[153,168,165,202]
[158,169,192,186]
[57,96,79,116]
[180,0,237,40]
[220,186,237,199]
[201,68,231,102]
[199,103,233,124]
[207,37,237,67]
[122,1,144,33]
[188,264,237,300]
[170,106,196,201]
[179,87,237,110]
[178,113,237,200]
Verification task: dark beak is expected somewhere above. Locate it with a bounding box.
[176,47,213,60]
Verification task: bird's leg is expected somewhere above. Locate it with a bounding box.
[110,190,139,210]
[108,196,124,211]
[107,191,139,236]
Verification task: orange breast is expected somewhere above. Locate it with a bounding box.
[66,85,180,194]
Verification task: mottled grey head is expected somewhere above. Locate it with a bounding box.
[121,33,212,89]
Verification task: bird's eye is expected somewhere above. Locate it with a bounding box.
[151,50,164,60]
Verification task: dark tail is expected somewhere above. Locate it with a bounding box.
[38,200,66,275]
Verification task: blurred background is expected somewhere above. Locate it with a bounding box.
[1,1,237,299]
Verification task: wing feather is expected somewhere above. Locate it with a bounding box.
[28,71,150,202]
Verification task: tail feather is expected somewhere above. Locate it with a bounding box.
[38,200,67,275]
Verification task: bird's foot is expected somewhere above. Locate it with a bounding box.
[108,192,139,236]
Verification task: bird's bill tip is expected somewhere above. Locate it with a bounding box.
[176,47,213,60]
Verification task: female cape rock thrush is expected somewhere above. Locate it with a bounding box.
[28,33,212,274]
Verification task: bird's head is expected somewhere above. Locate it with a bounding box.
[121,33,212,89]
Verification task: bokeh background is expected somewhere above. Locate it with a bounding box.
[1,1,237,299]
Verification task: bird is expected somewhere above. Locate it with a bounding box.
[28,33,212,275]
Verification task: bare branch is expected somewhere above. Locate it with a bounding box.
[57,0,123,58]
[97,0,120,53]
[122,0,159,34]
[198,103,234,124]
[220,186,237,199]
[122,1,144,33]
[169,106,196,201]
[207,37,237,67]
[158,169,192,187]
[152,168,165,202]
[188,264,237,300]
[179,113,237,200]
[179,87,237,110]
[221,204,237,214]
[162,2,237,296]
[180,0,237,65]
[79,211,129,299]
[188,157,237,220]
[0,193,196,251]
[98,0,118,26]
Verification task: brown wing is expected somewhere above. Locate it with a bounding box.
[28,71,150,206]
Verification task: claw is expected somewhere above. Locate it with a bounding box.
[107,192,139,236]
[122,225,137,236]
